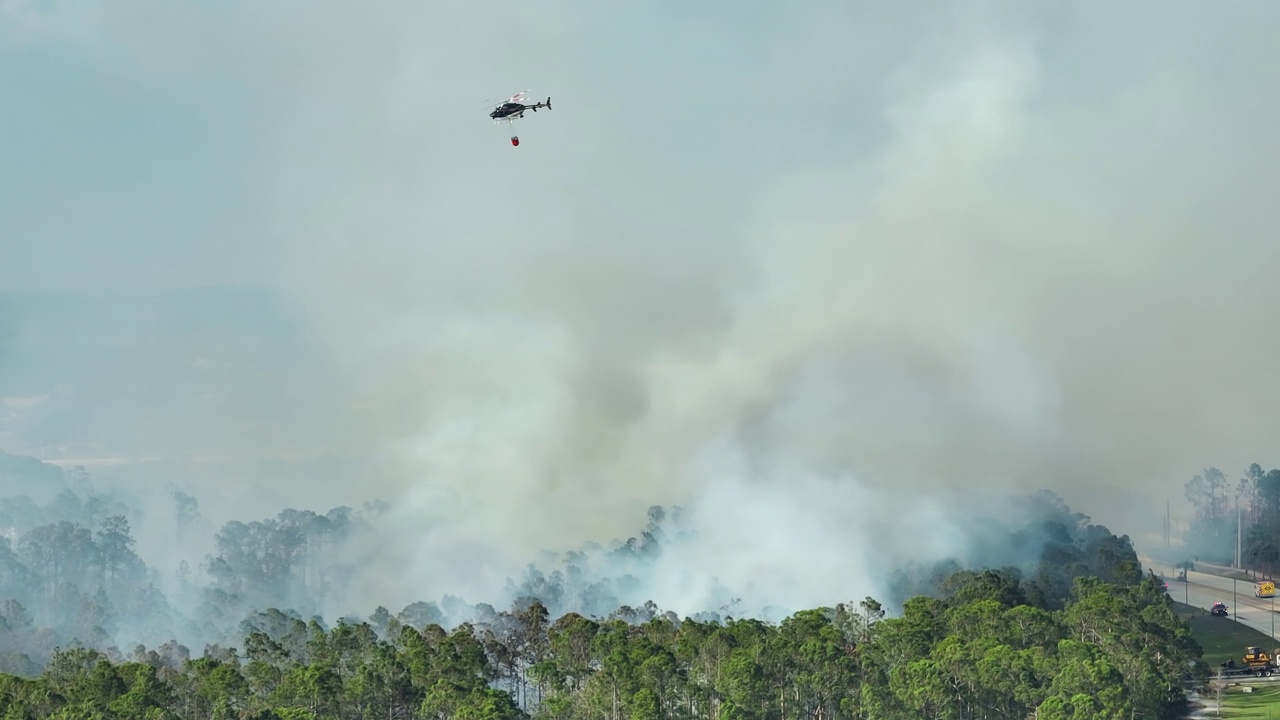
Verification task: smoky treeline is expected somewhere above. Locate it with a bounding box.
[0,516,1195,720]
[1,447,1144,681]
[1181,463,1280,573]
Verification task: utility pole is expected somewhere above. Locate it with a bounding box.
[1238,503,1244,571]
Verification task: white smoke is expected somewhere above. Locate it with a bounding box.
[2,0,1279,632]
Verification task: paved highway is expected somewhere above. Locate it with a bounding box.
[1150,564,1280,644]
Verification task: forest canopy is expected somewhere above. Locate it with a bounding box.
[0,552,1196,720]
[0,457,1199,720]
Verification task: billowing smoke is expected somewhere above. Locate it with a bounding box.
[2,0,1280,660]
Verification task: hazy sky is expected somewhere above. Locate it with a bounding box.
[3,1,1280,614]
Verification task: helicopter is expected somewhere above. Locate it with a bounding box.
[487,90,551,146]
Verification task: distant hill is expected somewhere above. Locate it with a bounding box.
[0,449,68,502]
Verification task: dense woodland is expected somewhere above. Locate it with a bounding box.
[0,550,1197,719]
[1184,463,1280,573]
[0,447,1203,719]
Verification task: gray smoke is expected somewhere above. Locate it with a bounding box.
[2,0,1279,641]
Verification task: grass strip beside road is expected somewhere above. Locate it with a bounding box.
[1176,602,1278,667]
[1180,606,1280,717]
[1214,684,1280,718]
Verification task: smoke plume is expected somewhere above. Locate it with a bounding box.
[2,0,1279,639]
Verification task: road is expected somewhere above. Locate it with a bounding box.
[1152,564,1280,644]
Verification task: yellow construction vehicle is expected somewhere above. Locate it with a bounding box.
[1256,581,1276,598]
[1244,646,1273,668]
[1220,647,1280,677]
